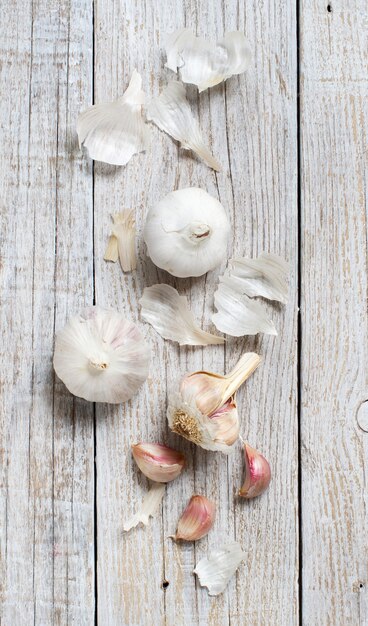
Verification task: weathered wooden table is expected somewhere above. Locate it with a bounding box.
[1,1,367,624]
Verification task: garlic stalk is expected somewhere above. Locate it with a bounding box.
[139,284,224,346]
[147,81,221,171]
[239,442,271,499]
[53,306,150,403]
[165,29,251,92]
[131,442,185,483]
[123,481,166,532]
[172,495,215,541]
[143,188,230,278]
[193,541,245,595]
[104,210,137,272]
[77,70,150,166]
[167,353,261,452]
[227,253,288,303]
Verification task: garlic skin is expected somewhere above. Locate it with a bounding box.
[131,443,185,483]
[104,210,137,272]
[139,284,224,346]
[123,481,166,532]
[147,81,220,171]
[228,253,288,303]
[165,29,251,92]
[77,70,150,165]
[53,306,150,403]
[173,495,215,541]
[194,541,245,596]
[239,443,271,499]
[143,188,230,278]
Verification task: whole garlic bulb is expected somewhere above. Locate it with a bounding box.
[53,306,150,403]
[143,187,230,278]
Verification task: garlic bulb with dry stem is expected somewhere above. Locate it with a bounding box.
[104,210,137,272]
[239,442,271,499]
[53,307,150,403]
[131,443,185,483]
[167,353,261,452]
[143,188,230,278]
[172,495,215,541]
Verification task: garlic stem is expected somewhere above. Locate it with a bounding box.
[221,353,262,404]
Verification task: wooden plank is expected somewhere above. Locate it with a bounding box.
[300,1,368,624]
[0,1,94,623]
[94,1,298,625]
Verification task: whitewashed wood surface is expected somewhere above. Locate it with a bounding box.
[0,1,366,625]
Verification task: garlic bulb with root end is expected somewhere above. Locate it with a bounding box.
[167,353,261,452]
[104,210,137,272]
[172,495,215,541]
[227,253,289,303]
[147,81,221,171]
[123,481,166,532]
[53,307,150,403]
[77,70,150,166]
[193,541,245,596]
[239,443,271,499]
[165,29,251,92]
[131,443,185,483]
[139,284,225,346]
[143,188,230,278]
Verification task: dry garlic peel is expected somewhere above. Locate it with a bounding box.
[165,29,251,92]
[147,81,221,171]
[123,481,166,532]
[173,495,215,541]
[228,253,288,303]
[139,284,224,346]
[53,306,150,403]
[104,210,137,272]
[193,541,246,596]
[77,70,150,165]
[239,442,271,499]
[131,442,185,483]
[212,279,278,337]
[143,188,230,278]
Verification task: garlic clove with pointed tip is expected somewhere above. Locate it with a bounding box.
[208,397,240,446]
[239,443,271,499]
[132,443,185,483]
[173,495,215,541]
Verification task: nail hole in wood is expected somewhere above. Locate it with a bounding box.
[360,583,364,589]
[162,580,169,589]
[327,4,332,11]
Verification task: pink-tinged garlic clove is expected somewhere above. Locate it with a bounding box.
[239,443,271,499]
[132,443,185,483]
[208,397,240,447]
[173,495,215,541]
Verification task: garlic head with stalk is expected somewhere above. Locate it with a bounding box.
[131,442,185,483]
[239,442,271,499]
[143,187,230,278]
[172,495,215,541]
[53,306,150,403]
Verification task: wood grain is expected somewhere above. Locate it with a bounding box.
[300,2,368,625]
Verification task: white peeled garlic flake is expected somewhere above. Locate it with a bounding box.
[53,306,150,403]
[194,541,246,596]
[147,81,220,171]
[104,210,137,272]
[228,253,288,303]
[77,70,150,165]
[212,278,278,337]
[165,29,251,92]
[123,482,166,532]
[140,284,224,346]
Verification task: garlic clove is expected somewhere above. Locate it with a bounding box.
[208,397,240,446]
[228,253,289,303]
[173,495,215,541]
[143,188,230,278]
[131,442,185,483]
[165,29,251,92]
[53,306,150,403]
[77,70,150,166]
[139,284,225,346]
[123,481,166,532]
[239,443,271,499]
[193,541,245,595]
[104,210,137,272]
[147,81,221,171]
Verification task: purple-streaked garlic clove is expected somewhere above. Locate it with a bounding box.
[173,495,215,541]
[239,443,271,499]
[132,443,185,483]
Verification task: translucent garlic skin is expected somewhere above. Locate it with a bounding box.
[239,443,271,499]
[53,307,150,403]
[143,188,230,278]
[132,442,185,483]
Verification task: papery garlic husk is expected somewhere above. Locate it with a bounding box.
[173,495,215,541]
[228,253,288,303]
[239,443,271,499]
[165,29,251,92]
[212,278,278,337]
[193,541,245,596]
[139,284,224,346]
[147,81,221,171]
[53,306,150,403]
[131,442,185,483]
[104,210,137,272]
[77,70,150,165]
[143,188,230,278]
[123,481,165,532]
